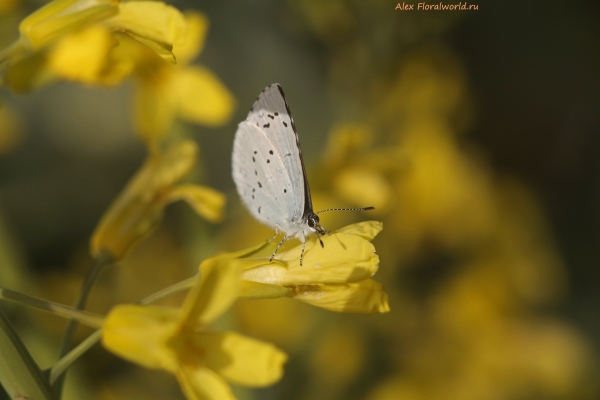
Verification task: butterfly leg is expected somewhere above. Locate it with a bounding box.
[266,226,280,242]
[299,232,307,266]
[269,234,290,263]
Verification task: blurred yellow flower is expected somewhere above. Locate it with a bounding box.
[130,11,235,148]
[91,140,225,261]
[1,0,187,90]
[17,0,117,51]
[47,24,114,83]
[238,221,389,314]
[102,253,287,400]
[1,0,185,60]
[1,3,234,149]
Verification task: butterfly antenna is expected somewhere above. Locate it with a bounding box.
[316,206,375,215]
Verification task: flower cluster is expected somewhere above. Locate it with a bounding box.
[0,3,388,399]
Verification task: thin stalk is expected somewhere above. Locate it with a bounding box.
[0,307,56,400]
[0,289,104,328]
[54,252,112,395]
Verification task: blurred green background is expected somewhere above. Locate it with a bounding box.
[0,0,599,399]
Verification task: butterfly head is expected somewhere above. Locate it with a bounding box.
[306,212,327,236]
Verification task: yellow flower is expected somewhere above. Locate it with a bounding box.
[102,254,287,400]
[313,124,403,216]
[237,221,389,314]
[130,11,235,148]
[1,3,233,149]
[0,0,188,90]
[90,140,225,261]
[17,0,118,51]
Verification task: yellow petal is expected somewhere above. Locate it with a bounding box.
[172,66,235,126]
[241,229,380,285]
[93,33,138,85]
[226,241,279,262]
[166,184,226,223]
[176,365,236,400]
[104,1,187,63]
[133,78,176,148]
[20,0,118,50]
[123,31,175,64]
[334,220,382,241]
[196,331,287,387]
[239,280,292,299]
[291,279,390,314]
[102,304,179,371]
[4,51,55,92]
[48,25,113,83]
[173,12,209,64]
[180,256,241,328]
[90,140,197,260]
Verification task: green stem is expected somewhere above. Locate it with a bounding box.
[0,307,57,400]
[138,275,197,305]
[49,330,101,385]
[0,289,104,328]
[54,252,112,396]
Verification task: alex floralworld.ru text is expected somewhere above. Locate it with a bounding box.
[395,2,479,11]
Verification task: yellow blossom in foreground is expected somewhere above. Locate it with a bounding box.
[91,140,225,261]
[102,255,287,400]
[236,221,389,314]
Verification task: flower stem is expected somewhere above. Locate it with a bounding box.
[0,307,57,400]
[138,275,197,305]
[49,330,102,385]
[0,288,104,328]
[54,252,112,395]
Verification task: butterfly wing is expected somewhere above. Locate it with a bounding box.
[245,84,306,223]
[232,121,299,232]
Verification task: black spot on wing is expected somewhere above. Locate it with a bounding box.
[283,121,288,127]
[267,114,274,120]
[263,123,270,128]
[258,181,262,188]
[269,150,273,155]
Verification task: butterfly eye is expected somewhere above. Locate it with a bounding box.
[307,214,327,236]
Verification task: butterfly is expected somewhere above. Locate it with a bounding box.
[232,84,373,265]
